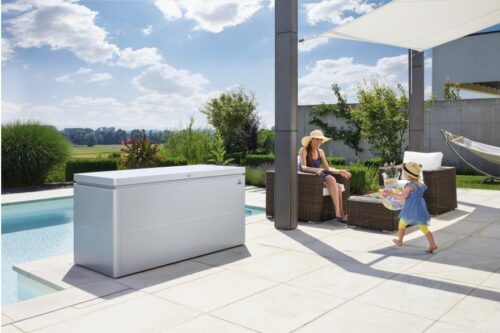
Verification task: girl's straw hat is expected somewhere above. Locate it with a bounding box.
[301,130,331,147]
[403,161,423,180]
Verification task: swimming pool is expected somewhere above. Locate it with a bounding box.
[1,197,264,306]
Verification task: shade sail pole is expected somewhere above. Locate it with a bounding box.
[274,0,298,230]
[408,49,425,152]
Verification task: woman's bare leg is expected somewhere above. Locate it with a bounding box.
[325,176,341,217]
[337,183,347,219]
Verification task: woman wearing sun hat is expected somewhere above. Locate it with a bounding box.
[299,129,351,222]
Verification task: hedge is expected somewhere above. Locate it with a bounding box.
[244,154,275,167]
[66,159,119,181]
[360,157,384,168]
[233,154,346,168]
[330,164,376,195]
[157,158,188,167]
[326,156,346,166]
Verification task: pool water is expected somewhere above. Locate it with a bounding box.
[1,198,264,306]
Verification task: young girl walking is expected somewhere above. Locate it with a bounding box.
[383,161,438,253]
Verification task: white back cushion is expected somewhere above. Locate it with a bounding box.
[403,151,443,170]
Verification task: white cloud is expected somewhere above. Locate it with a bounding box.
[60,96,123,110]
[298,37,329,52]
[55,67,112,83]
[76,67,92,75]
[5,0,161,68]
[142,25,153,36]
[132,64,209,96]
[299,54,433,105]
[298,54,408,104]
[2,38,15,62]
[305,0,376,26]
[116,47,163,69]
[6,0,118,63]
[154,0,263,33]
[55,74,72,82]
[89,72,113,83]
[1,89,217,129]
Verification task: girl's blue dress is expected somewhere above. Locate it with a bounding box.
[399,182,431,225]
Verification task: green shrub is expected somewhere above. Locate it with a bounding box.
[245,166,266,187]
[326,156,346,166]
[361,157,384,168]
[2,121,71,186]
[244,154,275,167]
[257,129,275,154]
[162,118,210,164]
[331,164,376,195]
[108,152,121,159]
[157,158,188,167]
[207,131,233,165]
[45,163,66,183]
[226,153,242,165]
[121,130,164,169]
[66,159,118,181]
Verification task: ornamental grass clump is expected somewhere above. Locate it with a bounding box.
[1,120,71,186]
[120,130,164,169]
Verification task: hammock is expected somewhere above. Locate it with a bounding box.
[441,129,500,180]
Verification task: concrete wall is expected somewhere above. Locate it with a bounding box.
[433,31,500,99]
[297,105,384,161]
[425,98,500,175]
[298,99,500,174]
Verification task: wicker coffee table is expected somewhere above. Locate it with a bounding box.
[347,194,399,232]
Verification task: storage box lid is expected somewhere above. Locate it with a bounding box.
[74,164,245,188]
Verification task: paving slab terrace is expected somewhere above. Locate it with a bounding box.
[2,186,500,332]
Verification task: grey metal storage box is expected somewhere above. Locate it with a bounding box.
[74,164,245,278]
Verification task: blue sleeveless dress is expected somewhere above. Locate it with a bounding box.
[399,182,431,225]
[307,153,329,182]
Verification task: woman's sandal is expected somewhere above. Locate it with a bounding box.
[335,216,348,223]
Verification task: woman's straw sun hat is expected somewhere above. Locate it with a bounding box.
[301,130,331,148]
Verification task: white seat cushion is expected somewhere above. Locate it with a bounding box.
[403,151,443,170]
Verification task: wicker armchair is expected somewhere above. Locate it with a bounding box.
[378,166,457,215]
[266,171,350,222]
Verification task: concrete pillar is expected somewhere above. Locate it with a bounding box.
[408,49,425,152]
[274,0,298,230]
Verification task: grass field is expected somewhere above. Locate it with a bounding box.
[456,175,500,190]
[72,145,123,158]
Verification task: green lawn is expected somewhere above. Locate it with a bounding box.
[71,145,123,158]
[456,175,500,190]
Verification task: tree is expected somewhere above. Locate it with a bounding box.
[257,129,275,154]
[200,88,260,155]
[351,81,408,163]
[309,84,363,157]
[84,132,97,147]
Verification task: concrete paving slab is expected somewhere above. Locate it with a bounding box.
[163,314,255,333]
[212,284,346,333]
[155,270,277,312]
[295,300,433,333]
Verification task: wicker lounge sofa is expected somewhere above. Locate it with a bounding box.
[266,170,350,222]
[378,166,457,215]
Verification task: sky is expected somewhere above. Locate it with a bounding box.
[0,0,497,130]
